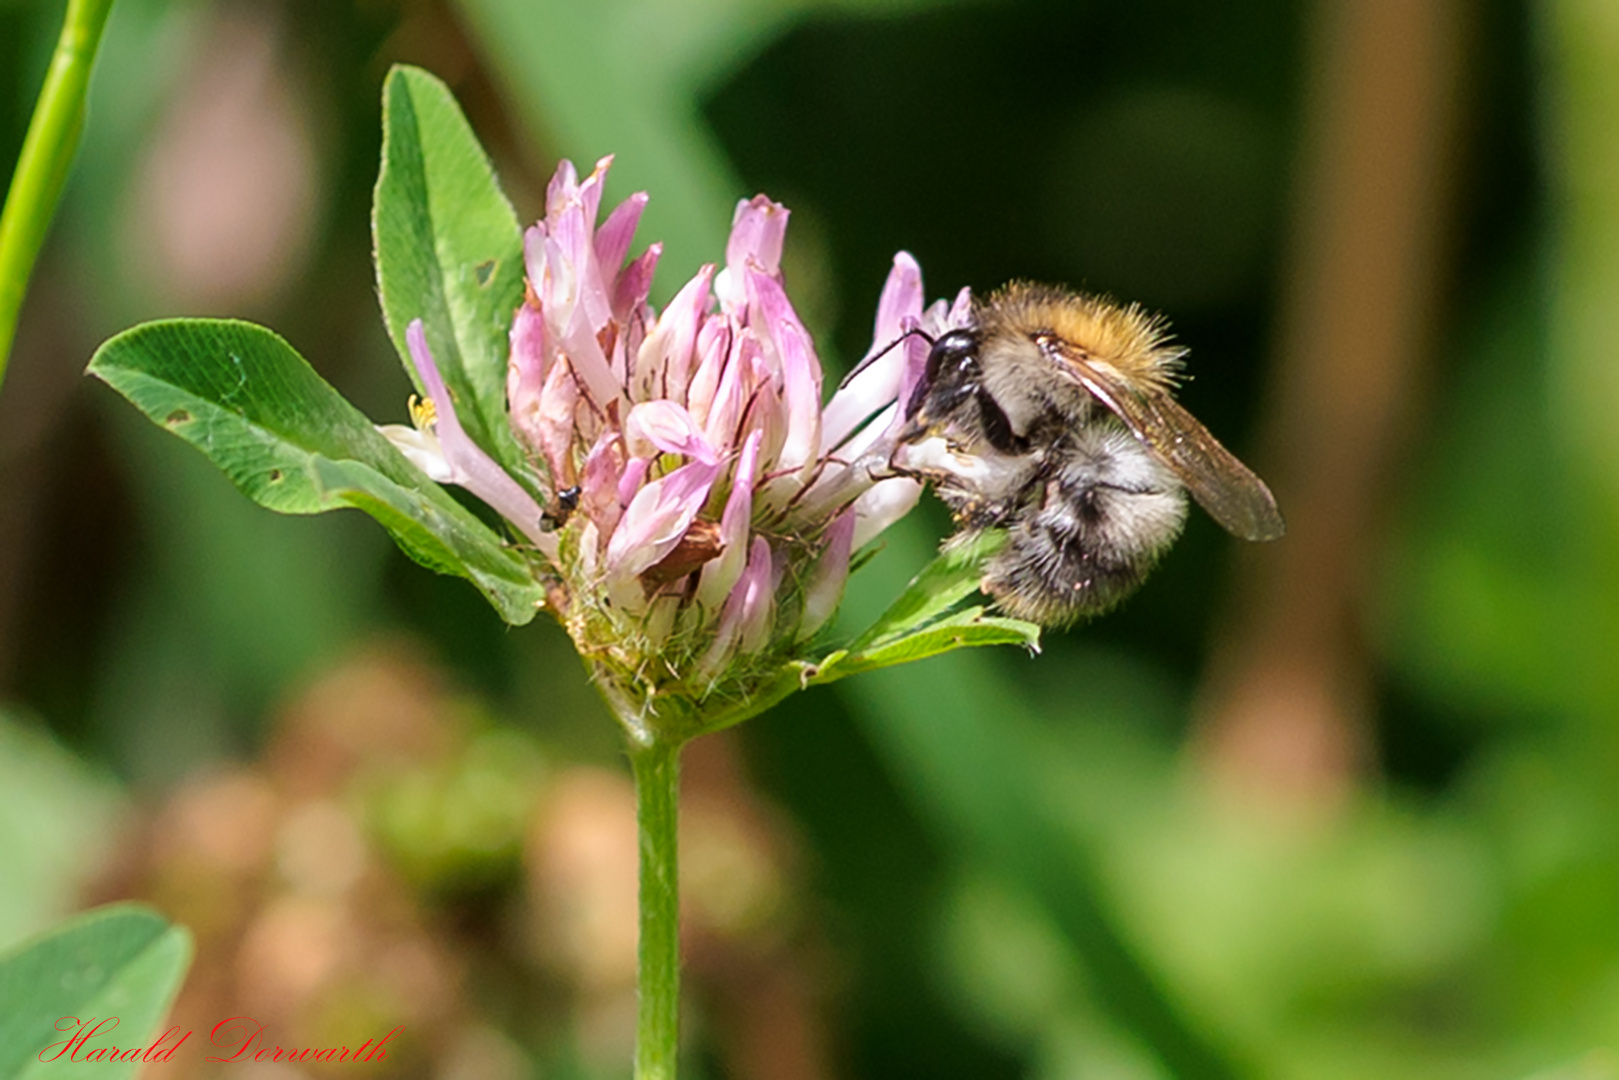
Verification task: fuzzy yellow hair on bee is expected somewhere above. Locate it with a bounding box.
[977,281,1184,392]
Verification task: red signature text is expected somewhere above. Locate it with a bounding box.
[206,1016,399,1064]
[37,1016,400,1065]
[38,1017,190,1064]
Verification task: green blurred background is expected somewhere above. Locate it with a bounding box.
[4,0,1619,1076]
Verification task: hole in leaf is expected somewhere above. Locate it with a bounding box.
[268,469,284,483]
[476,259,497,287]
[164,409,191,427]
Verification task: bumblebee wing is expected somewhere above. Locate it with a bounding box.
[1045,341,1286,541]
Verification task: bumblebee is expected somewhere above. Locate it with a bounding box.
[895,282,1284,626]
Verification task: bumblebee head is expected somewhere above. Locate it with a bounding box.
[902,329,981,435]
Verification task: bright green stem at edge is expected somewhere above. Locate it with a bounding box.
[0,0,115,384]
[631,737,682,1080]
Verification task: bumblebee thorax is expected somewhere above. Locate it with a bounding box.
[976,281,1183,392]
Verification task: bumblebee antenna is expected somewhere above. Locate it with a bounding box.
[837,326,935,390]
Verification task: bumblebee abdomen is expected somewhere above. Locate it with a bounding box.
[983,532,1147,626]
[980,436,1187,626]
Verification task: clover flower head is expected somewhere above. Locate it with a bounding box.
[387,156,970,738]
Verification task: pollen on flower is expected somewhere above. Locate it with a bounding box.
[409,393,437,431]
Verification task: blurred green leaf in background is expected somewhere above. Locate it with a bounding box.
[0,905,191,1080]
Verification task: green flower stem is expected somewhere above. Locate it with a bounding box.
[630,735,682,1080]
[0,0,115,383]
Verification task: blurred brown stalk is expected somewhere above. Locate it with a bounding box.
[1194,0,1467,806]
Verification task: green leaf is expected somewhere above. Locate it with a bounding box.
[822,609,1040,682]
[847,529,1019,651]
[374,64,529,479]
[697,601,1039,738]
[0,904,192,1079]
[89,319,546,625]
